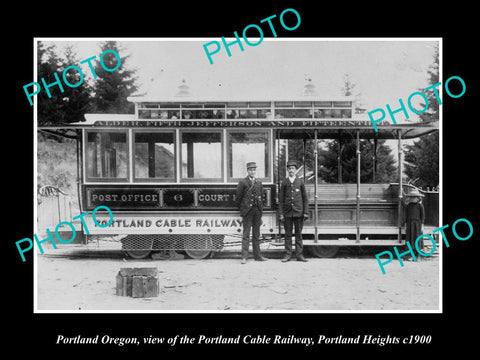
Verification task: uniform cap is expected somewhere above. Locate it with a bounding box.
[286,160,298,168]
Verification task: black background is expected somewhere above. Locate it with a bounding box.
[6,1,477,356]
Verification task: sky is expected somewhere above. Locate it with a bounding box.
[39,38,439,112]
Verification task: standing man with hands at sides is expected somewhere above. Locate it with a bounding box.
[279,160,309,262]
[236,162,268,264]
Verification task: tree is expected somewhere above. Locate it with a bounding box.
[91,41,138,114]
[287,137,316,172]
[404,43,440,188]
[60,46,93,123]
[404,132,439,188]
[417,44,440,123]
[37,42,93,125]
[318,137,397,183]
[317,74,397,183]
[37,42,65,126]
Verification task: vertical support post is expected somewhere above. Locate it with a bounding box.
[127,129,133,183]
[76,130,84,213]
[276,130,282,240]
[302,138,306,180]
[397,130,403,243]
[175,129,181,183]
[356,130,361,243]
[285,138,289,168]
[337,134,343,183]
[222,129,228,183]
[314,129,318,243]
[187,139,194,178]
[92,133,99,178]
[110,148,117,178]
[78,130,87,244]
[373,137,377,183]
[148,139,155,178]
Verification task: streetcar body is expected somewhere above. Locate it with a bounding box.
[42,92,439,258]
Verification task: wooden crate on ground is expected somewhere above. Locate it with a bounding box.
[116,267,159,298]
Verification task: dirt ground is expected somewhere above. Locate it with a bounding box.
[35,244,440,312]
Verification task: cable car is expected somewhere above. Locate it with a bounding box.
[39,80,439,259]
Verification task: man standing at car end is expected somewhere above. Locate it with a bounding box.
[236,161,267,264]
[279,160,309,262]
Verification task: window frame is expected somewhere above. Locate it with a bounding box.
[132,129,176,183]
[179,129,224,183]
[84,129,130,183]
[226,129,272,183]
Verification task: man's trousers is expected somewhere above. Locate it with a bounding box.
[241,207,262,259]
[284,216,304,258]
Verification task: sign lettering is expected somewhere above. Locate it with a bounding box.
[92,119,397,128]
[84,186,272,210]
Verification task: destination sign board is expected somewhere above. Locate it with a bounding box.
[91,119,390,128]
[84,186,273,211]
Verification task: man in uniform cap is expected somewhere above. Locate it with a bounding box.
[236,161,267,264]
[278,160,309,262]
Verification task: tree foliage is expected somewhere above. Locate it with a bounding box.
[283,74,397,184]
[404,43,440,188]
[37,40,138,126]
[37,42,93,126]
[404,132,439,188]
[318,74,396,183]
[91,41,138,114]
[318,138,397,183]
[418,44,440,122]
[61,46,94,123]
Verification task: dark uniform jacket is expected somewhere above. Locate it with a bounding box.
[401,201,425,225]
[236,177,264,217]
[279,177,309,217]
